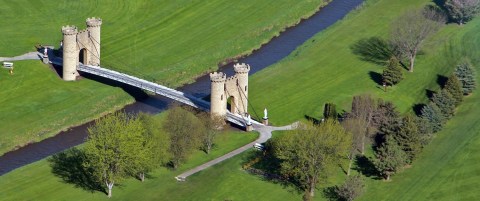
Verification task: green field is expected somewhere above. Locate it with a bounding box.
[0,0,328,155]
[0,0,328,87]
[248,0,458,125]
[0,128,258,201]
[0,60,133,155]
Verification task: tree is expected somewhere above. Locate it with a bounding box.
[394,115,422,164]
[334,175,365,201]
[164,106,204,169]
[444,74,463,106]
[323,103,338,120]
[372,136,407,181]
[420,102,445,133]
[83,112,145,198]
[454,60,477,95]
[132,112,170,182]
[390,8,446,72]
[273,120,352,200]
[199,113,224,154]
[431,90,456,120]
[374,100,402,139]
[382,57,404,86]
[350,95,376,154]
[342,118,366,176]
[445,0,480,24]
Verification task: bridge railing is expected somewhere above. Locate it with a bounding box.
[77,65,254,127]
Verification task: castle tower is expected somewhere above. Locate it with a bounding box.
[62,26,79,81]
[210,72,227,117]
[86,17,102,66]
[233,63,250,115]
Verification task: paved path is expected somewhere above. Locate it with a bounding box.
[174,122,297,181]
[0,51,42,62]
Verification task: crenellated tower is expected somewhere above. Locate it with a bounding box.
[209,63,250,118]
[61,17,102,81]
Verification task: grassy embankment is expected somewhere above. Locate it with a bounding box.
[0,112,259,201]
[0,0,328,155]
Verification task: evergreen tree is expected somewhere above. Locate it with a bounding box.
[382,57,404,86]
[454,60,477,95]
[444,74,463,106]
[420,102,445,133]
[323,103,338,120]
[372,136,407,180]
[431,90,456,120]
[374,100,402,138]
[394,115,422,164]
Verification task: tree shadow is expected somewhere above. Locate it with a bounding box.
[304,115,321,125]
[368,71,383,86]
[437,74,448,88]
[413,103,427,116]
[323,186,341,201]
[426,89,436,99]
[351,37,393,66]
[353,155,381,180]
[48,148,106,194]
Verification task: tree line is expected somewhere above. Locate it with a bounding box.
[51,106,224,198]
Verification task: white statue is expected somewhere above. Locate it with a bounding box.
[247,114,252,125]
[44,47,48,57]
[263,108,268,119]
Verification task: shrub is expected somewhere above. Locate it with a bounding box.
[420,102,445,133]
[335,175,365,201]
[444,74,463,105]
[382,57,404,86]
[454,60,477,95]
[431,90,456,120]
[323,103,338,120]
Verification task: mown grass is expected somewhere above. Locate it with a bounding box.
[0,127,258,201]
[0,0,328,154]
[0,60,133,155]
[248,0,457,125]
[0,0,328,87]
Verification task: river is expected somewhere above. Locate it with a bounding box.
[0,0,363,176]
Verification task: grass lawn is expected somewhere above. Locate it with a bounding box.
[0,128,258,201]
[359,16,480,201]
[0,0,329,87]
[248,0,459,125]
[0,0,329,154]
[0,60,133,155]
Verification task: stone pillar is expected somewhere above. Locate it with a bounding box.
[86,17,102,66]
[62,26,79,81]
[210,72,227,117]
[263,118,268,126]
[233,63,250,115]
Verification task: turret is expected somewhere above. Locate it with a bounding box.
[210,72,227,117]
[86,17,102,66]
[62,25,79,81]
[233,63,250,114]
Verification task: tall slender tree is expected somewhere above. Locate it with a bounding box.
[454,60,477,95]
[372,136,407,181]
[394,115,422,164]
[350,95,376,155]
[445,0,480,24]
[444,74,464,106]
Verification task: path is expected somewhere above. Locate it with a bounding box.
[0,51,42,62]
[174,122,297,181]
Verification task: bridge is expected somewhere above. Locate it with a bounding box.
[77,64,256,127]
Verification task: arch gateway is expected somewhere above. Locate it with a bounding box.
[61,17,102,81]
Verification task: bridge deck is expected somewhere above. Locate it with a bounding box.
[77,65,256,127]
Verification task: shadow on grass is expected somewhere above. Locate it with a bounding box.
[413,103,427,116]
[353,155,381,180]
[323,186,341,201]
[351,37,393,66]
[48,148,106,194]
[368,71,383,86]
[426,89,436,99]
[437,74,448,88]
